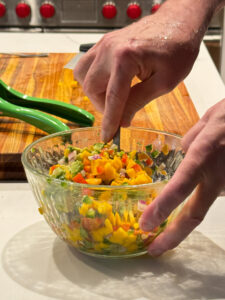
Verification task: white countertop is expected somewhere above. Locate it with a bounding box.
[1,33,225,300]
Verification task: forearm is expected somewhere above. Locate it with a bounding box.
[158,0,225,39]
[136,0,225,48]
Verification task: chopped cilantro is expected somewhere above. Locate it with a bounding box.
[145,144,152,152]
[151,150,159,158]
[160,219,168,228]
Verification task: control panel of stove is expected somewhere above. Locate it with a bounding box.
[0,0,163,29]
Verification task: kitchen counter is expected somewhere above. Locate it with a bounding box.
[0,33,225,300]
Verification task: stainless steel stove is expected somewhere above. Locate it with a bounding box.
[0,0,164,30]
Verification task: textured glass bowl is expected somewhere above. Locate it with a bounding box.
[22,127,184,258]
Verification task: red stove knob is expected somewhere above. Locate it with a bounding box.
[127,3,141,19]
[15,2,31,18]
[0,1,6,18]
[102,2,117,19]
[151,3,161,13]
[40,2,55,18]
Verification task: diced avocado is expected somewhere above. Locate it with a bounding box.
[86,208,96,218]
[70,160,83,176]
[52,167,66,179]
[82,195,93,204]
[93,142,104,152]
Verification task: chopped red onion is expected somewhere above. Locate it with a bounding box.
[119,168,126,177]
[68,150,77,162]
[138,200,148,211]
[58,158,65,164]
[80,170,86,177]
[88,154,101,160]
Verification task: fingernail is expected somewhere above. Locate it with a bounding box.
[148,248,164,257]
[139,219,154,231]
[101,130,111,143]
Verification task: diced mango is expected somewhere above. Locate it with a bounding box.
[109,227,128,244]
[111,156,122,171]
[128,211,136,225]
[162,144,169,155]
[86,178,102,185]
[127,159,136,169]
[105,218,113,231]
[126,168,136,178]
[129,151,136,159]
[97,201,112,215]
[123,210,128,222]
[133,222,139,229]
[63,225,82,242]
[109,212,116,226]
[115,212,122,226]
[103,162,117,183]
[79,150,91,160]
[71,80,78,88]
[92,226,113,242]
[79,203,90,216]
[91,159,106,176]
[99,191,111,201]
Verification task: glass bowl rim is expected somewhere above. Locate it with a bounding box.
[21,126,182,190]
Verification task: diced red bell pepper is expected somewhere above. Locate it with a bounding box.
[72,173,87,184]
[132,163,142,172]
[108,149,114,156]
[121,223,131,231]
[49,165,57,175]
[122,153,128,164]
[146,158,153,166]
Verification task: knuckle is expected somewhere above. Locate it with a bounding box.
[187,214,204,228]
[82,80,92,95]
[161,77,177,92]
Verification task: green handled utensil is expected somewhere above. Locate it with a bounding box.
[0,79,94,127]
[0,97,70,134]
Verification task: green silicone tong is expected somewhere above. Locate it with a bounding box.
[0,79,95,134]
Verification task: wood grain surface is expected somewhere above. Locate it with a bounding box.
[0,53,199,180]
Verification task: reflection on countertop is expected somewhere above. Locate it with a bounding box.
[2,221,225,300]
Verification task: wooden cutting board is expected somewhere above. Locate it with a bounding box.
[0,53,199,180]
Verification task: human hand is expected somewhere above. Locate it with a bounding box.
[74,9,201,142]
[139,98,225,256]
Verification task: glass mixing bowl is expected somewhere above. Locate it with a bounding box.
[22,127,184,258]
